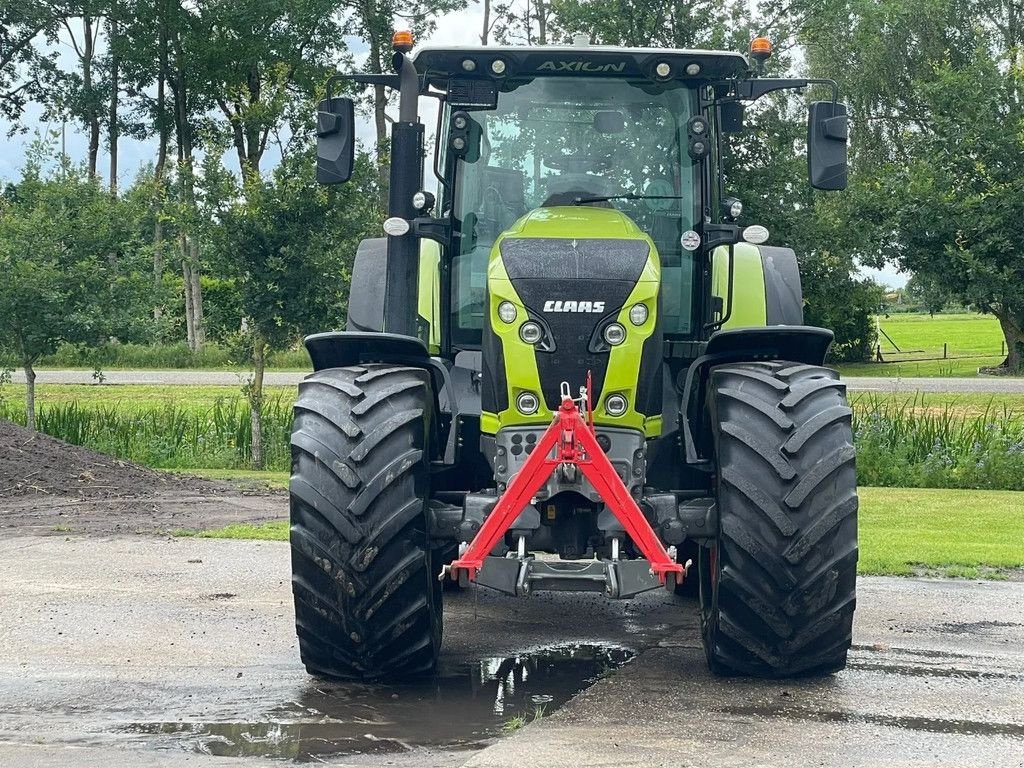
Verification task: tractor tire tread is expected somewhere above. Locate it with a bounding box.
[289,364,441,680]
[702,361,858,678]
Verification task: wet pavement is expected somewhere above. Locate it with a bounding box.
[0,536,684,766]
[0,536,1022,767]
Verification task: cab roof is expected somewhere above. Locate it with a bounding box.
[412,45,750,89]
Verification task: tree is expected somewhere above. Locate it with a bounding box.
[214,148,380,468]
[0,3,63,122]
[802,0,1024,371]
[0,159,143,428]
[906,274,951,317]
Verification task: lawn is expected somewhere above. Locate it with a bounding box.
[179,478,1024,580]
[836,312,1008,377]
[0,383,292,411]
[6,383,1023,419]
[858,487,1024,578]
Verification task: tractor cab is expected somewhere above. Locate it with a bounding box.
[294,36,859,683]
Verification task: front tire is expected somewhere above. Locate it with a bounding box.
[289,365,442,680]
[701,362,858,677]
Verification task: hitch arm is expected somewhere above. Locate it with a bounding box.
[448,397,683,584]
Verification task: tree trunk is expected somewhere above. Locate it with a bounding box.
[152,7,169,319]
[23,359,36,431]
[108,6,120,195]
[83,16,100,178]
[248,332,266,470]
[995,308,1024,373]
[480,0,491,45]
[367,29,389,208]
[170,36,205,349]
[181,239,196,349]
[188,235,205,347]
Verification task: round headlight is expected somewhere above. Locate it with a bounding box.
[452,136,466,150]
[685,62,702,76]
[729,199,743,219]
[412,190,435,212]
[628,303,648,326]
[453,115,468,130]
[520,321,543,344]
[491,59,506,75]
[690,117,707,134]
[461,58,477,72]
[516,391,539,415]
[655,62,671,78]
[603,323,626,346]
[498,301,517,324]
[605,394,628,416]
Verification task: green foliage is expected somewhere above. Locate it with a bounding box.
[802,0,1024,370]
[0,161,151,367]
[213,147,379,351]
[905,274,951,316]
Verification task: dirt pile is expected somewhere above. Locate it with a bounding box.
[0,419,220,499]
[0,419,284,536]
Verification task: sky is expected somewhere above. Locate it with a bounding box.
[0,6,907,288]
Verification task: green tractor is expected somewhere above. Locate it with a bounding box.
[292,33,857,680]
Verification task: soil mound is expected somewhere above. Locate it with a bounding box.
[0,419,220,499]
[0,420,284,536]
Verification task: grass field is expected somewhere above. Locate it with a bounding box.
[177,479,1024,580]
[6,384,1024,419]
[836,312,1008,377]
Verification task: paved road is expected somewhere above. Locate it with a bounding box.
[11,369,1024,393]
[1,536,1021,767]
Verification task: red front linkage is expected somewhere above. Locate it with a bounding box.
[448,395,684,586]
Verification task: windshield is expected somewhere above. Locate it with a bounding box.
[446,77,700,347]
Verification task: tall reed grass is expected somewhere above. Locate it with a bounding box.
[852,394,1024,489]
[2,391,1023,488]
[0,396,293,471]
[36,342,310,370]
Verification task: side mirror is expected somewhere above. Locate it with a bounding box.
[720,101,745,133]
[316,96,355,184]
[808,101,848,190]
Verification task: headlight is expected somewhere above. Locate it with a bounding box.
[605,394,628,416]
[628,304,648,326]
[520,321,543,344]
[603,323,626,346]
[516,391,539,415]
[498,301,517,324]
[411,190,435,212]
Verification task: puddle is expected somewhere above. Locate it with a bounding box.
[935,620,1023,635]
[720,705,1024,739]
[123,643,634,761]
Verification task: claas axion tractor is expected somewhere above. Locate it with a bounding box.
[291,31,858,680]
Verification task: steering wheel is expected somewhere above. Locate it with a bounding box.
[544,156,612,173]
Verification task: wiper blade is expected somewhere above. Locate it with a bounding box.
[572,193,684,205]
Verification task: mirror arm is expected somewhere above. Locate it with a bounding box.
[325,73,402,100]
[411,216,452,246]
[710,77,839,105]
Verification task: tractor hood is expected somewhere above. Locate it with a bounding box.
[481,206,663,436]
